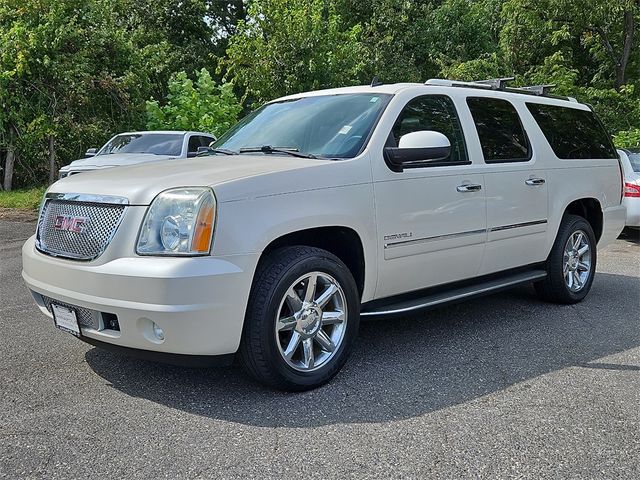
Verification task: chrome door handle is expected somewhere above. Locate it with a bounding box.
[457,184,482,192]
[525,178,546,186]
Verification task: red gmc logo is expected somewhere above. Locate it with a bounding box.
[53,215,89,233]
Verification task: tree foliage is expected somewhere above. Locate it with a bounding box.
[224,0,367,103]
[146,69,241,136]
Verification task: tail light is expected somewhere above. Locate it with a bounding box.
[624,182,640,198]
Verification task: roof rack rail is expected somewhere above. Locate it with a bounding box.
[514,84,555,96]
[424,78,577,102]
[474,77,515,90]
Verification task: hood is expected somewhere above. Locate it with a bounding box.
[51,154,335,205]
[61,153,178,170]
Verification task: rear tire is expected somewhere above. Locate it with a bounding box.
[239,246,360,391]
[535,214,597,304]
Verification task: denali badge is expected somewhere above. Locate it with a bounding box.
[53,215,89,233]
[384,232,413,241]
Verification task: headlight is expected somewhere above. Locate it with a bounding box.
[136,187,216,256]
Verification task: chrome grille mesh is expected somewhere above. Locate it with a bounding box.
[41,296,101,330]
[36,198,126,260]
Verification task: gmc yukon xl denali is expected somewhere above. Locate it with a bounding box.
[23,79,626,390]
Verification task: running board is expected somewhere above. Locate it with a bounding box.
[361,269,547,318]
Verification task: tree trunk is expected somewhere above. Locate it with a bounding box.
[48,135,56,185]
[615,10,635,90]
[3,144,15,191]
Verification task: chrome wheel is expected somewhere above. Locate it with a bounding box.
[275,271,348,372]
[563,230,591,292]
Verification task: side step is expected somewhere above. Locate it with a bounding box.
[361,269,547,318]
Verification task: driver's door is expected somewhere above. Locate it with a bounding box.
[372,94,487,299]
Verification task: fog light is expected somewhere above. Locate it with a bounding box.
[152,322,165,341]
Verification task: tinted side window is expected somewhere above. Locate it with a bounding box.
[526,103,617,159]
[466,97,530,162]
[200,136,215,147]
[390,95,468,164]
[187,135,201,152]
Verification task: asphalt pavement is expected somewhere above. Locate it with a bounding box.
[1,220,639,479]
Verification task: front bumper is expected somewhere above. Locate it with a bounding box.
[22,236,259,357]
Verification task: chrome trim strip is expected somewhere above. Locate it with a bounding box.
[45,192,129,205]
[385,228,486,249]
[489,219,547,232]
[361,270,547,317]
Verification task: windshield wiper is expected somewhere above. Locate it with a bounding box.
[239,145,317,159]
[196,147,238,156]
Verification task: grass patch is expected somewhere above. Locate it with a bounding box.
[0,187,46,210]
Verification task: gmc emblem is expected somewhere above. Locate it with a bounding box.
[53,215,89,233]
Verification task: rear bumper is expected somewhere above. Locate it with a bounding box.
[599,204,627,248]
[623,197,640,227]
[22,236,259,356]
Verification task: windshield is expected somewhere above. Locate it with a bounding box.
[628,151,640,172]
[212,93,391,159]
[99,133,184,156]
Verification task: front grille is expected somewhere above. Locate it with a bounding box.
[42,296,101,330]
[36,195,127,260]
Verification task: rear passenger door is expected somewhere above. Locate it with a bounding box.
[466,97,549,274]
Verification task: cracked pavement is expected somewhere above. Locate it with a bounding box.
[1,221,639,479]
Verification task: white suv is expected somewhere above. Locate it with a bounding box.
[23,79,626,390]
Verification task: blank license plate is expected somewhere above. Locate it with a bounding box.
[52,304,81,337]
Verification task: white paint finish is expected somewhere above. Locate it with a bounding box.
[22,238,258,355]
[398,130,450,148]
[213,180,379,302]
[373,172,487,297]
[54,154,339,205]
[480,169,549,273]
[618,149,640,227]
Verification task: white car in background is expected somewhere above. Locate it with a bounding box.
[58,131,216,179]
[618,149,640,228]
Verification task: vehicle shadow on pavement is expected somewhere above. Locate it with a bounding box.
[618,227,640,245]
[85,272,640,428]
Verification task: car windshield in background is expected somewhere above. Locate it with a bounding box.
[627,151,640,172]
[212,93,392,159]
[99,134,184,157]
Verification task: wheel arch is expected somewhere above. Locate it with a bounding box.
[563,198,603,242]
[259,226,367,299]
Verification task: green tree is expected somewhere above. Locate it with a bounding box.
[0,0,155,189]
[146,69,242,136]
[224,0,367,104]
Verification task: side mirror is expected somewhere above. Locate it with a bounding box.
[384,131,451,172]
[197,146,211,154]
[84,148,98,158]
[187,151,198,158]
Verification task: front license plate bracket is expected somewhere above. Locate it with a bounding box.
[51,303,81,337]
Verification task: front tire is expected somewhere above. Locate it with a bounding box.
[239,246,360,391]
[535,214,597,304]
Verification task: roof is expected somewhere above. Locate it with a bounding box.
[115,130,215,136]
[273,81,588,110]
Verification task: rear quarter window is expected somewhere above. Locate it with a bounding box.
[526,103,617,159]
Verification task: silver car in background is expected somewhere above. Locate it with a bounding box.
[618,149,640,228]
[59,131,216,179]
